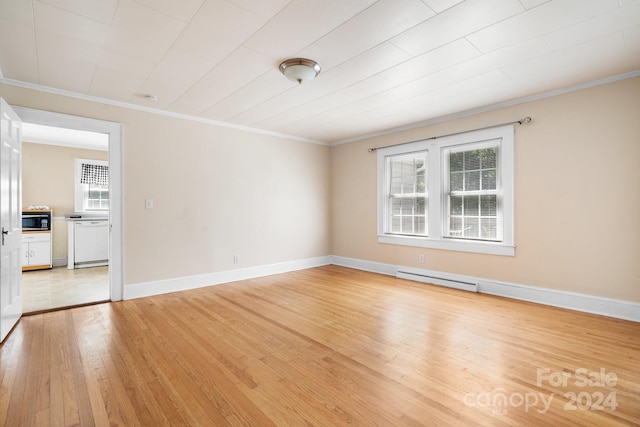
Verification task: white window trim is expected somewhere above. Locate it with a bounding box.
[377,126,514,256]
[74,158,109,213]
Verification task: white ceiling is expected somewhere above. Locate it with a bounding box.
[21,123,109,151]
[1,0,639,144]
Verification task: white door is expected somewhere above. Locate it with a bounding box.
[0,98,22,342]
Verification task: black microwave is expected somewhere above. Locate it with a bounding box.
[22,210,51,231]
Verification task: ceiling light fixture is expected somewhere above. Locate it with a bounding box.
[279,58,321,84]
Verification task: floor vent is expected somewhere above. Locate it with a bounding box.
[396,269,479,292]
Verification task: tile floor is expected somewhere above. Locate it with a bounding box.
[22,266,109,313]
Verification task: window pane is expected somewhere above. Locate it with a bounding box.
[402,216,413,233]
[450,196,463,215]
[392,217,401,233]
[481,170,496,190]
[445,144,501,242]
[480,195,497,216]
[386,152,428,236]
[481,218,497,240]
[85,183,109,211]
[465,150,481,170]
[465,171,480,191]
[450,216,463,236]
[416,197,426,214]
[392,198,402,215]
[466,218,480,238]
[450,152,463,171]
[416,171,425,192]
[450,172,463,191]
[464,195,479,215]
[481,147,497,168]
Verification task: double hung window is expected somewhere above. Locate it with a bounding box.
[75,158,109,212]
[377,126,514,256]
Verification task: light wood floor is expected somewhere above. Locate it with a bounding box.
[1,265,639,426]
[22,266,109,313]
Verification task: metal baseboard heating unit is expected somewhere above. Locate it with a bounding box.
[396,268,479,292]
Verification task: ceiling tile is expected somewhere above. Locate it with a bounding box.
[298,0,435,69]
[39,0,118,24]
[0,0,35,26]
[420,0,464,13]
[443,38,550,83]
[0,20,38,82]
[626,24,640,48]
[201,72,293,121]
[501,32,636,91]
[519,0,550,9]
[89,50,157,100]
[34,1,110,45]
[136,0,267,107]
[391,0,524,56]
[170,47,274,115]
[104,0,186,64]
[544,1,640,51]
[36,30,104,67]
[243,0,377,59]
[380,38,480,84]
[266,75,399,133]
[131,0,206,22]
[227,0,293,20]
[466,0,620,53]
[38,53,96,93]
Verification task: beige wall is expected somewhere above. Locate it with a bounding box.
[331,76,640,302]
[1,84,331,286]
[3,76,638,303]
[22,142,108,260]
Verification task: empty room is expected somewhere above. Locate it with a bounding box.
[0,0,639,425]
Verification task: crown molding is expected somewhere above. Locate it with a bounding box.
[332,70,640,146]
[0,77,330,147]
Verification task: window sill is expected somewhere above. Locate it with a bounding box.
[378,234,515,256]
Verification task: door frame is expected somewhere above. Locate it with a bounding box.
[13,106,123,301]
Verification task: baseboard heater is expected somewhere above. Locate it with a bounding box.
[396,269,479,292]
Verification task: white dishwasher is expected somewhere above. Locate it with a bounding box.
[71,220,109,268]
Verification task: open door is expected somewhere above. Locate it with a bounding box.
[1,98,22,342]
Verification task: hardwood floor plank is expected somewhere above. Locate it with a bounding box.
[1,265,639,426]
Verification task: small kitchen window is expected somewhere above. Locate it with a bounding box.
[75,158,109,212]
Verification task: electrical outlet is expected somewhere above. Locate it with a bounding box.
[233,255,239,264]
[145,199,154,209]
[418,254,425,264]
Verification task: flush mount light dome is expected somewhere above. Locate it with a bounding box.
[279,58,321,84]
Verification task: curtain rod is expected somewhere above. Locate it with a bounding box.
[367,117,532,152]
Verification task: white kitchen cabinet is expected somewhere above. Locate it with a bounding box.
[22,232,52,271]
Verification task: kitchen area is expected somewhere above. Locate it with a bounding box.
[20,124,110,313]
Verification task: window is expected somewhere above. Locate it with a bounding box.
[75,159,109,212]
[377,126,514,256]
[387,152,428,236]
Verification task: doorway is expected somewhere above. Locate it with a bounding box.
[13,106,123,311]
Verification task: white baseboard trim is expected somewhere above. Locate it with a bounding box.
[329,256,640,322]
[329,255,398,276]
[123,256,332,300]
[52,257,67,268]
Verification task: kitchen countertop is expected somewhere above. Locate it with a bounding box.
[65,214,109,221]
